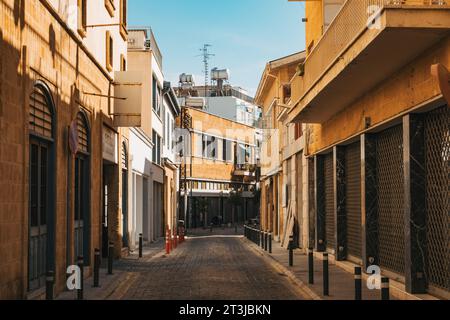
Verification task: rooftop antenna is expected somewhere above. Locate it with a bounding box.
[197,44,215,109]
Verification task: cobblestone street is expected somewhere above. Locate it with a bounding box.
[115,234,310,300]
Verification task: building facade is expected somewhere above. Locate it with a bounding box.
[162,82,181,234]
[0,0,131,299]
[255,52,306,246]
[127,28,172,246]
[287,0,450,298]
[177,107,259,229]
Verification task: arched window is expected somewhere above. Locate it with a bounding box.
[74,111,91,264]
[28,82,56,292]
[29,84,54,139]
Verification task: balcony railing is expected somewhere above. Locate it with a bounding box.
[302,0,449,100]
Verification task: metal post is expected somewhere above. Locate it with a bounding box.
[289,235,294,267]
[268,232,272,254]
[94,249,100,288]
[260,230,264,249]
[323,253,329,296]
[77,256,84,300]
[308,247,314,284]
[139,233,143,258]
[263,232,266,251]
[108,242,114,275]
[355,267,362,300]
[381,277,390,300]
[45,271,54,300]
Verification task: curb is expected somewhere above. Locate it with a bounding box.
[242,238,322,301]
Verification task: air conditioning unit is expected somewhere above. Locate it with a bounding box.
[144,39,151,50]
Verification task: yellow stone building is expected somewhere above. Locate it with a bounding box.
[255,52,307,246]
[0,0,132,299]
[287,0,450,298]
[177,107,259,228]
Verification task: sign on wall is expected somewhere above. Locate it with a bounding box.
[113,71,143,127]
[103,126,118,164]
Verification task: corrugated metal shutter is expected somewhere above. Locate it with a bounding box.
[345,142,361,259]
[377,125,405,276]
[425,105,450,293]
[324,153,335,250]
[296,155,303,248]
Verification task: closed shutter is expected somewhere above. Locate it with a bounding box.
[377,125,405,276]
[324,153,335,250]
[425,105,450,293]
[346,142,361,260]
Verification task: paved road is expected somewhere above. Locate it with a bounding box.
[117,235,308,300]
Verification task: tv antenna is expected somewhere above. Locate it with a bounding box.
[197,44,215,107]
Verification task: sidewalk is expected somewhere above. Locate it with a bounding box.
[57,239,166,300]
[244,238,385,300]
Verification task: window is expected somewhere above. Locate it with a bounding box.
[106,31,113,72]
[105,0,115,17]
[74,111,91,265]
[120,0,128,40]
[120,54,126,71]
[223,140,233,162]
[295,122,303,140]
[195,133,203,157]
[28,83,55,291]
[152,130,161,165]
[152,76,162,116]
[201,135,218,159]
[77,0,87,37]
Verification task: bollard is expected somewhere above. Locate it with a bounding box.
[108,242,114,275]
[268,232,272,254]
[165,228,171,254]
[288,235,294,267]
[169,229,173,252]
[210,223,213,233]
[77,256,84,300]
[46,270,54,300]
[308,248,314,285]
[260,230,264,249]
[264,232,268,251]
[235,224,238,234]
[93,249,100,288]
[139,233,143,258]
[381,277,390,300]
[354,267,362,300]
[323,253,329,296]
[174,229,178,249]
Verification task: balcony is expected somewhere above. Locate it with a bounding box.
[233,163,257,177]
[289,0,450,124]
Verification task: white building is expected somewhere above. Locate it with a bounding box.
[127,28,169,247]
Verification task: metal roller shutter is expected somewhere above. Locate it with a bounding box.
[376,125,405,276]
[425,106,450,293]
[345,142,362,259]
[324,153,335,250]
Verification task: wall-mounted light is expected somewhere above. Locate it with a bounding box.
[302,18,308,23]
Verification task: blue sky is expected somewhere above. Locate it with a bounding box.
[128,0,306,96]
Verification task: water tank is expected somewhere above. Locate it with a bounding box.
[211,68,230,81]
[179,73,194,84]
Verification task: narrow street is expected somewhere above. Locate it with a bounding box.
[114,233,308,300]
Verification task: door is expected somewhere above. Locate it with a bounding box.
[74,157,87,262]
[122,169,129,248]
[28,141,49,291]
[102,169,109,258]
[324,153,335,252]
